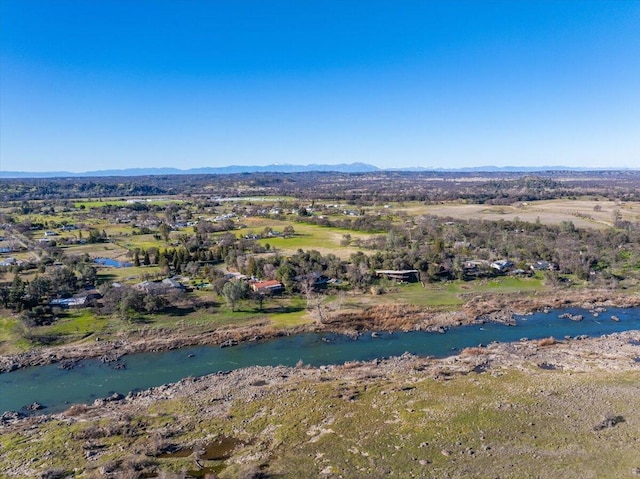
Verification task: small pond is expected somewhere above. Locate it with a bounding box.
[94,257,133,268]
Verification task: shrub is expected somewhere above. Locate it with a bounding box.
[537,336,558,347]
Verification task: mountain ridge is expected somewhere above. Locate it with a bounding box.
[0,163,633,178]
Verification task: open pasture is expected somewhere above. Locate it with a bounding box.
[237,218,377,258]
[377,276,546,309]
[396,199,640,229]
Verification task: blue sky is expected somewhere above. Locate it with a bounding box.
[1,0,639,172]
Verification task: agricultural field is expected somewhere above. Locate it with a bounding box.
[394,198,640,230]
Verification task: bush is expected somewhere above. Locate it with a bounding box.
[537,336,558,347]
[460,346,489,356]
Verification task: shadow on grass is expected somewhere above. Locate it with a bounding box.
[96,273,118,283]
[253,305,305,314]
[161,305,197,317]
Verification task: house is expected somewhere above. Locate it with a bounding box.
[374,270,419,282]
[250,280,284,294]
[162,277,185,290]
[463,260,490,277]
[0,257,18,267]
[530,260,558,271]
[49,289,101,309]
[51,297,88,308]
[225,272,248,281]
[135,278,185,294]
[490,260,513,273]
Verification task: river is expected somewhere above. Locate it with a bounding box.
[2,307,640,414]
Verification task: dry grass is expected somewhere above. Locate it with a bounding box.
[398,199,640,230]
[63,404,90,417]
[537,336,558,347]
[326,304,431,331]
[460,346,490,356]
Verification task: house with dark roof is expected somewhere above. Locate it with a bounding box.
[374,270,419,282]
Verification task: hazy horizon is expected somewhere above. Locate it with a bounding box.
[1,1,639,172]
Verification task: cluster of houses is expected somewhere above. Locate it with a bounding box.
[244,230,282,240]
[213,213,237,223]
[466,259,558,278]
[375,259,559,283]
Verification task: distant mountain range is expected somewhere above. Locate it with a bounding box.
[0,163,632,178]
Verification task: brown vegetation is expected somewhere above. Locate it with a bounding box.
[537,336,558,347]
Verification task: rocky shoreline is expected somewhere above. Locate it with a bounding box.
[1,289,639,373]
[2,330,640,478]
[3,330,640,427]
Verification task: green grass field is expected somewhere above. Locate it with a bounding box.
[237,219,377,258]
[73,198,183,209]
[39,310,109,337]
[382,276,546,309]
[0,316,18,343]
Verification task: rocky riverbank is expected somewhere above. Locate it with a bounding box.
[1,289,639,373]
[2,330,640,478]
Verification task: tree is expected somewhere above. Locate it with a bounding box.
[222,281,247,311]
[88,229,102,243]
[27,276,54,305]
[283,225,295,238]
[276,263,296,292]
[49,266,78,295]
[77,264,97,285]
[0,286,9,308]
[8,274,25,310]
[119,289,145,322]
[158,223,172,243]
[143,293,166,313]
[251,290,266,312]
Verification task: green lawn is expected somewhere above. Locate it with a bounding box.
[40,310,109,337]
[268,297,312,327]
[384,276,546,309]
[385,282,464,308]
[0,316,18,343]
[237,220,376,258]
[113,234,167,251]
[474,276,546,293]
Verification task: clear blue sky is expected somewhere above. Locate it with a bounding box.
[1,0,639,172]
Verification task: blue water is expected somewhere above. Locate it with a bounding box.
[1,307,639,414]
[94,257,132,268]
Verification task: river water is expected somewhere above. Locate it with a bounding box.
[2,307,639,414]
